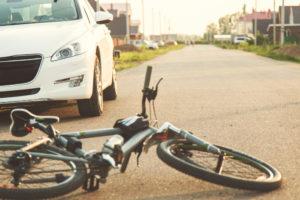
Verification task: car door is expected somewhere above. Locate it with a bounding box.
[81,0,113,88]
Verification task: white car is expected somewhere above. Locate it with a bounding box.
[0,0,117,117]
[157,40,165,47]
[131,40,159,50]
[233,36,250,44]
[145,40,159,50]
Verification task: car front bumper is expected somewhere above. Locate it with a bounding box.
[0,53,94,105]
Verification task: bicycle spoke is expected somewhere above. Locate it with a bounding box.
[0,146,78,190]
[172,145,269,181]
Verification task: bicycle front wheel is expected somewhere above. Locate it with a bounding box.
[0,140,87,199]
[157,140,281,191]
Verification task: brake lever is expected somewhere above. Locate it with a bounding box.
[155,78,163,90]
[145,78,163,102]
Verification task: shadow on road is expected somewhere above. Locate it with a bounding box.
[0,102,83,132]
[54,188,263,200]
[140,189,262,200]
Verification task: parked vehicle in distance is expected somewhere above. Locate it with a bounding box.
[232,35,250,44]
[157,40,165,47]
[131,40,159,50]
[166,41,178,46]
[214,34,232,43]
[146,40,159,50]
[0,0,117,117]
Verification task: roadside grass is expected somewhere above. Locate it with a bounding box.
[215,42,300,63]
[115,45,185,71]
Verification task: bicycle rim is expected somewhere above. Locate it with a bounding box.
[0,140,86,199]
[157,140,282,191]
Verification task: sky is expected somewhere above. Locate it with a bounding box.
[100,0,300,36]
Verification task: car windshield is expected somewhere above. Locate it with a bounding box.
[0,0,79,26]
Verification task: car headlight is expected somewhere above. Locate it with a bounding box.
[51,40,86,61]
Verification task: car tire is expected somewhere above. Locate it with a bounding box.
[77,57,103,117]
[104,67,117,101]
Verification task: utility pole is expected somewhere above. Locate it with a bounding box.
[280,0,285,45]
[273,0,276,45]
[152,8,155,36]
[243,4,247,35]
[254,0,258,45]
[159,11,162,41]
[96,0,99,11]
[125,0,130,44]
[141,0,145,40]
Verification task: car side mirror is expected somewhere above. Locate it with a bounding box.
[95,11,113,24]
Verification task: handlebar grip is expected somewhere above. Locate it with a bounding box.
[143,66,152,90]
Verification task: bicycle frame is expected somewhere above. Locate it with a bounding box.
[26,127,158,164]
[0,66,282,198]
[4,65,224,188]
[24,123,221,165]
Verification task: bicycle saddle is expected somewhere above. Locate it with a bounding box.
[10,108,59,137]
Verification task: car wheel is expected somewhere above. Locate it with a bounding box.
[104,66,117,101]
[77,57,103,117]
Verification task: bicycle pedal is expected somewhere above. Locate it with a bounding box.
[82,175,101,192]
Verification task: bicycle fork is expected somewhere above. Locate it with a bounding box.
[156,122,225,174]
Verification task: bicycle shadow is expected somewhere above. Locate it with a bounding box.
[139,189,262,200]
[54,188,263,200]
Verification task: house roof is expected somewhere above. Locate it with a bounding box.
[240,10,273,21]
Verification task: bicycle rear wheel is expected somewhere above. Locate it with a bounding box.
[157,140,281,191]
[0,140,87,199]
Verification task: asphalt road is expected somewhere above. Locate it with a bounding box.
[0,45,299,200]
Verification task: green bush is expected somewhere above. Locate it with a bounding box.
[256,34,271,46]
[115,45,185,71]
[285,36,299,44]
[215,42,300,63]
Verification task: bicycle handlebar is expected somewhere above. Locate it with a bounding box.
[143,66,152,90]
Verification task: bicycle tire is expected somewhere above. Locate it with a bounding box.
[157,140,282,191]
[0,140,87,199]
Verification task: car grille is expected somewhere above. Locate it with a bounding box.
[0,88,40,98]
[0,55,42,86]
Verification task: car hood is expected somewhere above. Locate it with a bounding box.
[0,20,88,58]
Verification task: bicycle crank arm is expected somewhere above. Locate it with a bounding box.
[21,137,52,152]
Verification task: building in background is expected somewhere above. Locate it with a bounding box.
[234,10,273,36]
[88,1,142,46]
[101,3,132,46]
[130,20,142,40]
[268,6,300,44]
[150,34,178,42]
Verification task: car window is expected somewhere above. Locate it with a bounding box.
[0,0,79,26]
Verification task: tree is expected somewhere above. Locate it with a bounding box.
[205,23,218,42]
[218,12,243,34]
